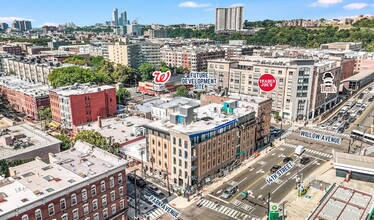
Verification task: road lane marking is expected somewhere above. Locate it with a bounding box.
[272,153,276,156]
[272,158,317,194]
[257,194,262,199]
[249,168,254,171]
[217,189,222,194]
[208,194,230,204]
[237,177,247,185]
[229,151,294,203]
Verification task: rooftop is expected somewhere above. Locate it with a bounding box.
[0,76,50,97]
[78,116,151,144]
[146,102,255,135]
[152,97,200,111]
[342,71,374,82]
[313,185,373,220]
[51,83,114,96]
[333,151,374,175]
[0,124,61,160]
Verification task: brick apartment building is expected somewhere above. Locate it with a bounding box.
[0,76,50,120]
[144,100,259,192]
[49,84,117,129]
[0,44,22,55]
[0,141,128,220]
[161,45,225,71]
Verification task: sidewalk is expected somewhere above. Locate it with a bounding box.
[169,139,286,209]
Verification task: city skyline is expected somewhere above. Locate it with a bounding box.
[0,0,374,27]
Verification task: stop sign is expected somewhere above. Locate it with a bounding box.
[258,74,276,92]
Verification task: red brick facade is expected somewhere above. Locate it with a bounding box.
[341,58,355,80]
[50,87,117,128]
[11,171,128,220]
[0,85,50,120]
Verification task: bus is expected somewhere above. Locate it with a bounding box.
[351,130,374,145]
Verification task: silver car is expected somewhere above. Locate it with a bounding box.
[221,187,236,199]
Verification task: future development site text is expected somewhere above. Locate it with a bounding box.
[181,72,217,90]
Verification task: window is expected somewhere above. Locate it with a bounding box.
[21,215,29,220]
[73,208,79,220]
[61,214,68,220]
[48,203,55,216]
[103,209,109,219]
[71,193,77,206]
[60,198,66,210]
[83,204,89,216]
[102,195,107,206]
[101,180,106,192]
[119,187,124,197]
[184,141,188,148]
[82,189,87,201]
[118,173,123,184]
[120,199,125,210]
[173,137,176,144]
[92,199,98,211]
[93,213,99,220]
[111,204,117,215]
[178,138,181,146]
[91,185,97,196]
[110,176,115,188]
[35,209,42,220]
[111,191,116,201]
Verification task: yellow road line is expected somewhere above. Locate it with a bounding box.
[229,151,294,202]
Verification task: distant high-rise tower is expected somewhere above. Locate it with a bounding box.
[12,20,32,31]
[112,8,119,26]
[119,10,127,26]
[215,6,243,32]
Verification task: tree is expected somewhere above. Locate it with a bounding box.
[39,107,51,121]
[159,61,171,72]
[176,85,189,97]
[64,55,88,66]
[111,64,131,83]
[48,66,112,87]
[74,130,108,149]
[138,63,155,81]
[116,88,131,104]
[176,66,188,75]
[89,56,105,69]
[54,133,72,151]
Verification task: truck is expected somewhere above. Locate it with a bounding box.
[295,145,305,156]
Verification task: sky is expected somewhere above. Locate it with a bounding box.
[0,0,373,27]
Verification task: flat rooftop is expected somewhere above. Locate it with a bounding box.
[0,124,61,160]
[51,141,127,179]
[79,116,151,144]
[313,185,373,220]
[342,71,374,82]
[0,140,127,217]
[0,76,50,97]
[153,97,200,110]
[51,83,114,96]
[333,151,374,175]
[146,102,255,135]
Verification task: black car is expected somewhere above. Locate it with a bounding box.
[270,165,281,173]
[348,117,355,123]
[283,157,293,164]
[300,157,311,165]
[342,114,350,120]
[343,122,350,129]
[357,110,363,115]
[127,174,147,188]
[337,126,345,133]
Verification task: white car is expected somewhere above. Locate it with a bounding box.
[362,102,370,108]
[332,123,341,130]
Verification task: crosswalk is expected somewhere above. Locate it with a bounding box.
[144,207,165,220]
[309,126,350,138]
[232,199,253,211]
[198,199,258,220]
[282,143,333,158]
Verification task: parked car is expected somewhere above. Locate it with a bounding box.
[146,184,164,197]
[337,126,345,133]
[357,109,363,115]
[300,157,311,165]
[342,114,350,120]
[270,165,281,173]
[221,186,236,199]
[348,117,356,123]
[362,102,370,108]
[283,157,293,164]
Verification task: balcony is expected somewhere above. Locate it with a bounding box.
[191,156,197,161]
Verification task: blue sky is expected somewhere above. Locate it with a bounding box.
[0,0,373,26]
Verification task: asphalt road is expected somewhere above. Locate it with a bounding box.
[207,145,328,218]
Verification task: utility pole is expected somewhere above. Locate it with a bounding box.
[264,192,271,220]
[133,169,139,220]
[164,164,171,196]
[281,200,288,220]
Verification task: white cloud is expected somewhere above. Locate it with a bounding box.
[178,1,210,8]
[230,3,244,7]
[0,17,34,24]
[343,3,369,10]
[309,0,342,7]
[204,8,215,11]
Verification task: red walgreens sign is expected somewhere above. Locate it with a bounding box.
[258,74,276,92]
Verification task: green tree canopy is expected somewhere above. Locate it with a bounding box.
[48,66,112,87]
[176,85,189,97]
[64,55,89,66]
[74,130,108,148]
[54,133,72,151]
[139,63,155,81]
[116,88,131,104]
[39,107,51,120]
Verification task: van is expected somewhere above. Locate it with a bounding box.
[295,145,305,156]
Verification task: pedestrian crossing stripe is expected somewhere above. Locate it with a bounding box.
[198,199,253,219]
[145,208,165,220]
[281,143,333,158]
